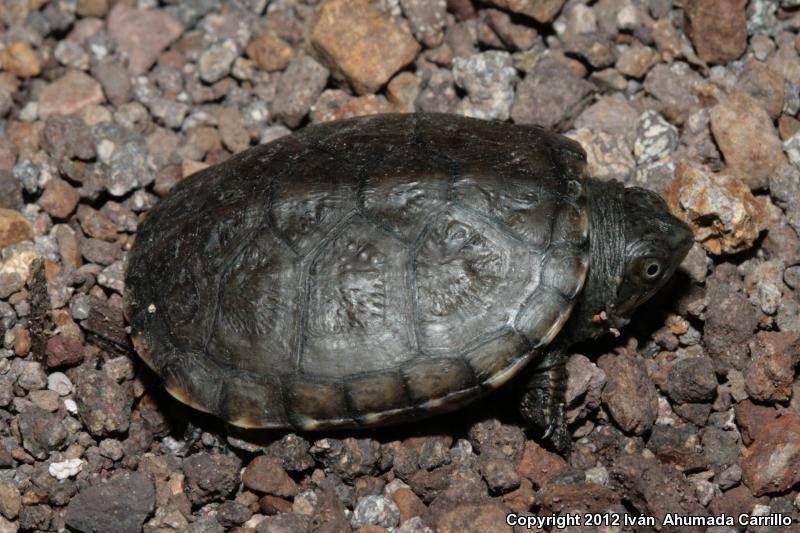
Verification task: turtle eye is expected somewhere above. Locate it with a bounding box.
[642,259,662,280]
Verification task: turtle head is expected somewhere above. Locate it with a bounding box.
[575,180,693,340]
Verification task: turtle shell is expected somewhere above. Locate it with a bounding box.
[125,113,590,430]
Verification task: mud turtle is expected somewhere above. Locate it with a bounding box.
[125,113,692,451]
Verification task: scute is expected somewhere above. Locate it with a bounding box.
[124,113,591,430]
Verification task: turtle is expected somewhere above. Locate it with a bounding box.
[124,112,693,452]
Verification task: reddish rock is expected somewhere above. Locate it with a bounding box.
[742,414,800,495]
[2,42,41,78]
[242,456,298,497]
[246,34,295,73]
[541,482,619,514]
[391,487,426,523]
[744,331,800,402]
[738,58,785,120]
[38,71,105,118]
[46,334,85,368]
[258,495,293,515]
[484,0,565,23]
[430,503,512,533]
[107,4,183,75]
[515,440,568,488]
[39,178,80,220]
[710,485,765,517]
[77,206,118,242]
[499,478,535,514]
[664,161,767,255]
[311,0,420,95]
[597,351,659,435]
[685,0,747,64]
[565,353,606,423]
[710,91,787,190]
[735,400,779,446]
[0,209,34,249]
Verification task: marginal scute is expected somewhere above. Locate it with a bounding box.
[514,288,570,348]
[287,379,350,428]
[221,375,287,428]
[403,358,477,405]
[161,360,219,416]
[346,371,409,417]
[552,202,589,246]
[541,246,589,300]
[465,329,529,383]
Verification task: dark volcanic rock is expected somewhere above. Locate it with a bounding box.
[666,357,717,403]
[65,471,155,533]
[182,452,242,505]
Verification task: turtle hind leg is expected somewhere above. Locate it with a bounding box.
[519,349,570,454]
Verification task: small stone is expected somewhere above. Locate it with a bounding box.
[73,367,132,436]
[38,70,105,118]
[217,501,253,527]
[311,0,420,95]
[616,44,659,78]
[16,361,47,391]
[785,266,800,289]
[664,161,767,255]
[387,72,419,113]
[391,487,426,524]
[55,40,90,70]
[483,0,566,23]
[242,456,298,497]
[0,209,34,249]
[710,91,787,190]
[38,178,80,219]
[65,471,155,533]
[667,357,718,403]
[479,457,520,494]
[48,458,84,480]
[742,414,800,495]
[564,353,606,423]
[107,4,183,74]
[182,452,242,504]
[597,351,659,435]
[198,40,238,84]
[0,481,20,520]
[98,438,124,461]
[40,114,96,161]
[351,495,400,530]
[452,51,516,121]
[515,440,568,488]
[18,407,68,459]
[218,107,250,154]
[46,334,85,368]
[644,63,702,124]
[738,58,785,120]
[745,331,800,402]
[511,55,591,129]
[2,42,41,79]
[400,0,447,48]
[246,34,295,73]
[92,61,132,107]
[273,55,330,128]
[429,503,512,533]
[685,0,747,64]
[634,111,678,165]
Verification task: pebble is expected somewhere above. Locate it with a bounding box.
[515,440,568,488]
[351,495,401,530]
[106,4,183,74]
[38,70,105,118]
[198,40,238,84]
[40,114,96,161]
[684,0,747,64]
[667,357,718,404]
[65,471,155,532]
[597,351,659,435]
[18,407,68,460]
[452,51,516,121]
[311,0,420,95]
[1,42,41,79]
[484,0,566,23]
[744,331,800,402]
[634,111,679,165]
[0,481,20,521]
[48,458,84,480]
[400,0,447,48]
[242,456,298,497]
[742,414,800,495]
[73,367,132,436]
[182,452,242,504]
[0,209,34,250]
[246,34,295,73]
[564,353,606,423]
[273,55,330,128]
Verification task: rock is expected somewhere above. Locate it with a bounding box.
[72,367,132,436]
[49,458,84,480]
[0,481,20,520]
[643,63,702,124]
[47,372,74,395]
[564,353,606,423]
[0,209,34,249]
[40,114,96,161]
[2,42,41,78]
[416,68,459,114]
[616,44,659,78]
[273,55,330,128]
[710,92,787,190]
[264,433,314,472]
[38,70,105,118]
[217,106,250,154]
[182,452,242,504]
[667,357,717,403]
[478,456,520,493]
[198,40,238,84]
[634,111,679,166]
[38,178,80,219]
[242,456,298,497]
[742,414,800,495]
[664,161,767,255]
[391,487,427,524]
[400,0,447,48]
[738,58,785,120]
[16,360,47,390]
[65,471,155,533]
[18,407,68,460]
[311,0,420,95]
[351,495,400,530]
[736,399,778,445]
[597,351,659,435]
[246,34,295,73]
[515,440,568,488]
[256,513,309,533]
[484,0,566,23]
[92,61,132,107]
[744,331,800,402]
[702,427,741,469]
[684,0,747,64]
[311,438,380,481]
[107,4,183,75]
[468,420,525,463]
[429,503,512,533]
[452,51,516,121]
[511,55,592,130]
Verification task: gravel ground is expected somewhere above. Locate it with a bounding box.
[1,0,800,532]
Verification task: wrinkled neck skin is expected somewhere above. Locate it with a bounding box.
[558,179,627,348]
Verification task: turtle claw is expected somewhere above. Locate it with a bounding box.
[519,351,571,455]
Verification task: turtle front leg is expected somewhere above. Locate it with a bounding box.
[519,349,570,454]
